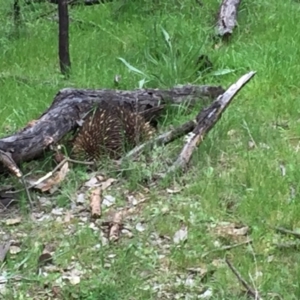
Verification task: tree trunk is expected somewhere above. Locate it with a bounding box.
[58,0,71,76]
[13,0,21,32]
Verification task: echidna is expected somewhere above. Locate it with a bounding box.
[72,103,155,161]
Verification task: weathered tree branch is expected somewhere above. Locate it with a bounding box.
[216,0,241,38]
[225,258,262,299]
[120,120,197,163]
[165,71,256,176]
[0,85,224,169]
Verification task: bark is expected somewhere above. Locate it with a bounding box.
[13,0,21,29]
[165,71,256,176]
[216,0,241,38]
[58,0,71,76]
[120,120,197,163]
[0,85,224,170]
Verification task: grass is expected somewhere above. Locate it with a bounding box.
[1,0,300,299]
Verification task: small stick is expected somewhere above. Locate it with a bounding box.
[273,242,300,249]
[225,258,262,299]
[274,226,300,239]
[201,239,252,258]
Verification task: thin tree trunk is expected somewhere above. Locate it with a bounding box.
[13,0,21,34]
[58,0,71,76]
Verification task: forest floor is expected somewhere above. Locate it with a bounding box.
[1,0,300,299]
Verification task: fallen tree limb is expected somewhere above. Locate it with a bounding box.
[201,239,252,258]
[274,226,300,239]
[119,120,197,163]
[225,258,262,299]
[216,0,241,38]
[0,85,224,170]
[165,71,256,177]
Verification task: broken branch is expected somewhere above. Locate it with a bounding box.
[165,71,256,176]
[225,257,262,299]
[216,0,241,38]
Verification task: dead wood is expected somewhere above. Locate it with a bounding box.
[274,242,300,250]
[216,0,241,38]
[201,239,252,258]
[225,258,262,299]
[274,226,300,239]
[0,85,224,171]
[165,71,256,176]
[90,187,102,218]
[120,120,197,163]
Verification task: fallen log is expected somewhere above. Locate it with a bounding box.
[0,85,224,170]
[216,0,241,38]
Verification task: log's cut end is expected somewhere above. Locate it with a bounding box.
[216,0,241,38]
[72,104,155,161]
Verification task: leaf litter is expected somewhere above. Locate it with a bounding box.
[0,158,253,299]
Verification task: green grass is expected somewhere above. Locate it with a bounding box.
[2,0,300,299]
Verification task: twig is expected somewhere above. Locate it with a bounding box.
[273,242,300,249]
[201,239,252,258]
[225,258,262,299]
[274,226,300,239]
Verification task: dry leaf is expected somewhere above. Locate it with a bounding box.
[127,195,138,206]
[29,162,69,193]
[100,178,116,190]
[0,242,11,262]
[248,140,256,149]
[166,187,182,194]
[76,193,85,204]
[64,211,73,223]
[90,187,102,218]
[5,217,21,225]
[69,275,80,285]
[84,177,99,188]
[96,175,105,181]
[9,245,21,254]
[209,222,249,242]
[102,195,116,207]
[135,222,146,232]
[199,288,213,299]
[173,225,188,244]
[121,228,134,238]
[51,208,64,216]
